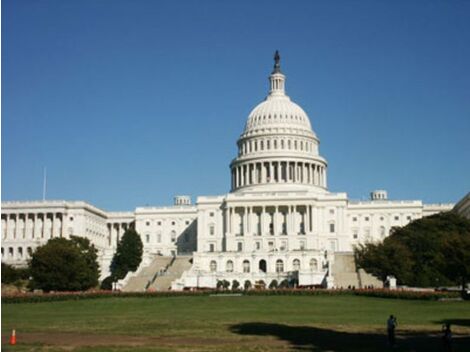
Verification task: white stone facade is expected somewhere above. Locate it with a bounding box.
[1,53,453,287]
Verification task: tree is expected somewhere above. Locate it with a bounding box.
[439,232,470,293]
[244,280,252,290]
[29,237,99,292]
[110,228,143,280]
[355,212,470,288]
[269,280,278,289]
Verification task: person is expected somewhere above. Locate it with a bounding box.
[442,323,452,352]
[387,315,397,347]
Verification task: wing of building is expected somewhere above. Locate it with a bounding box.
[1,53,454,289]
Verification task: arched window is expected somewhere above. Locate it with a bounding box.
[226,260,234,272]
[310,258,318,271]
[293,259,300,271]
[243,260,250,273]
[276,259,284,273]
[210,260,217,272]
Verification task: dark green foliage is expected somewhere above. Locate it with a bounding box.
[216,279,230,290]
[279,279,289,288]
[100,276,114,290]
[269,280,278,289]
[29,237,99,292]
[1,263,30,284]
[232,280,240,290]
[355,212,470,288]
[110,229,143,280]
[244,280,252,290]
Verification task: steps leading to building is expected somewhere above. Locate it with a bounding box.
[148,256,192,291]
[122,256,173,292]
[332,253,383,289]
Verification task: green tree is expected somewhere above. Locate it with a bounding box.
[232,280,240,290]
[269,279,278,289]
[110,228,143,280]
[29,237,99,292]
[355,212,470,288]
[1,263,30,284]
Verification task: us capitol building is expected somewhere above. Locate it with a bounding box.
[1,53,453,290]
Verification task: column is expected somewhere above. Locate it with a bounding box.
[303,163,307,183]
[60,214,65,237]
[14,214,19,239]
[230,208,235,235]
[51,213,55,238]
[273,207,278,236]
[260,207,265,235]
[276,162,281,182]
[261,163,266,183]
[323,167,327,188]
[269,162,274,182]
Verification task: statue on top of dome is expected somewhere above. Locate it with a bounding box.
[273,50,281,73]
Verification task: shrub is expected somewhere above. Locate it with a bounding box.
[100,276,114,290]
[1,263,30,284]
[269,280,278,289]
[232,280,240,290]
[244,280,252,290]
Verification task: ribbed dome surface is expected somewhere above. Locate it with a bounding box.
[243,95,313,135]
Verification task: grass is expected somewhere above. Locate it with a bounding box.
[2,295,470,351]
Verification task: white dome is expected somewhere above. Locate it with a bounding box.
[230,52,328,194]
[243,95,315,137]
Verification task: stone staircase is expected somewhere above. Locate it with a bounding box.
[122,256,173,292]
[332,253,382,289]
[148,256,193,291]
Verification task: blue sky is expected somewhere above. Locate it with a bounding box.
[2,0,469,211]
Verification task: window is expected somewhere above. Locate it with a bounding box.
[157,221,162,226]
[226,260,234,272]
[276,259,284,273]
[243,260,250,273]
[172,221,176,226]
[146,221,150,226]
[171,230,176,242]
[352,217,357,222]
[310,258,318,271]
[406,216,411,221]
[157,233,162,243]
[69,217,74,221]
[209,225,215,236]
[209,243,215,252]
[237,242,243,252]
[280,241,287,251]
[380,226,386,238]
[329,223,335,233]
[299,241,306,250]
[18,247,23,258]
[394,216,399,221]
[329,209,335,215]
[380,217,384,221]
[210,212,214,217]
[268,241,274,251]
[210,260,217,272]
[145,234,150,243]
[256,241,261,250]
[365,217,369,221]
[293,259,300,271]
[353,233,358,239]
[186,220,190,225]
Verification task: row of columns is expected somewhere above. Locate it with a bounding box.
[225,205,316,237]
[232,161,326,190]
[1,213,64,240]
[239,137,313,156]
[107,222,133,247]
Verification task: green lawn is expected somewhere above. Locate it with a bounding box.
[2,295,470,351]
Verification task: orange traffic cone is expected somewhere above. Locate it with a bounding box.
[9,329,16,345]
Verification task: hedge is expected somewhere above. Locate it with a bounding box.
[2,288,461,304]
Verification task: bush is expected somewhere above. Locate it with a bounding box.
[244,280,252,290]
[1,263,30,284]
[279,279,289,288]
[269,280,278,289]
[100,276,114,290]
[29,237,99,292]
[232,280,240,290]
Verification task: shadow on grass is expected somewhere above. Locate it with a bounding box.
[230,322,470,352]
[436,319,470,327]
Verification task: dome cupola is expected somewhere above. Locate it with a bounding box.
[230,52,328,193]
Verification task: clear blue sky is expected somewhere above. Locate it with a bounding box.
[2,0,469,211]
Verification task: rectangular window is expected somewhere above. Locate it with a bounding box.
[329,223,335,233]
[209,244,215,252]
[256,241,261,250]
[237,242,243,252]
[210,225,215,235]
